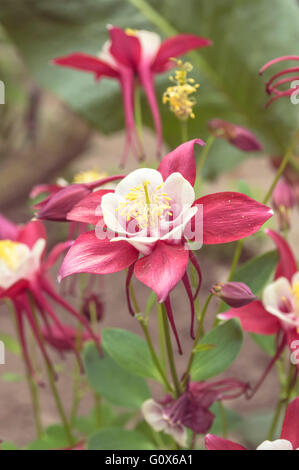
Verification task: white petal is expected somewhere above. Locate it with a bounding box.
[32,238,46,265]
[257,439,293,450]
[137,30,161,63]
[115,168,163,199]
[161,206,198,242]
[142,399,166,432]
[101,192,128,235]
[110,236,157,255]
[98,39,117,68]
[165,422,188,448]
[292,271,299,287]
[263,277,292,312]
[163,172,195,210]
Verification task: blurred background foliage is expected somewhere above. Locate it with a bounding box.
[0,0,298,207]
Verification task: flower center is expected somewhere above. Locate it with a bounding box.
[72,170,107,184]
[163,59,200,120]
[125,28,138,36]
[0,240,22,271]
[116,180,172,231]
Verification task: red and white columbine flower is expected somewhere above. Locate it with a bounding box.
[58,140,272,351]
[219,229,299,363]
[53,27,212,165]
[0,215,100,384]
[205,397,299,450]
[259,56,299,107]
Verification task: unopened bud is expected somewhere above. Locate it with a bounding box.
[211,282,256,308]
[272,178,295,231]
[208,119,263,152]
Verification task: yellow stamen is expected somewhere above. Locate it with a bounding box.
[162,59,199,121]
[116,180,172,230]
[72,170,108,184]
[125,28,138,36]
[0,240,21,271]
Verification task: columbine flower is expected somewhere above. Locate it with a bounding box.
[208,119,263,152]
[31,171,124,222]
[259,56,299,107]
[58,140,272,352]
[142,379,248,447]
[211,282,256,308]
[272,178,295,231]
[42,324,95,354]
[0,215,100,384]
[163,60,199,120]
[206,397,299,450]
[218,229,299,363]
[53,26,212,165]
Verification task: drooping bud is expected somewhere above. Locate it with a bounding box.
[42,325,94,352]
[272,178,295,231]
[208,119,263,152]
[82,293,104,322]
[211,281,256,308]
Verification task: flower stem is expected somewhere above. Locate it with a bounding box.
[218,401,227,438]
[8,300,44,439]
[180,120,188,143]
[182,294,212,388]
[161,303,182,397]
[134,79,144,146]
[263,129,299,204]
[197,135,215,175]
[267,398,284,440]
[138,317,174,394]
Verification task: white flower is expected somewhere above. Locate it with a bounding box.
[262,272,299,331]
[0,239,45,289]
[100,168,197,255]
[257,439,298,450]
[142,399,187,448]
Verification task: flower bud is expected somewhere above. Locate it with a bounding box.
[208,119,263,152]
[42,325,93,352]
[272,178,295,231]
[211,282,256,308]
[82,293,104,322]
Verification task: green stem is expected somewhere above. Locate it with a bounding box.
[138,318,174,394]
[180,120,188,143]
[182,294,212,388]
[7,300,44,439]
[161,303,182,397]
[267,399,284,440]
[197,135,215,175]
[157,305,167,376]
[134,79,144,146]
[263,129,299,204]
[218,401,227,438]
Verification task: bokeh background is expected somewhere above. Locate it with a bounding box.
[0,0,299,448]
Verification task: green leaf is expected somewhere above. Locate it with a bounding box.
[0,441,19,450]
[209,404,243,435]
[232,250,278,295]
[102,328,161,381]
[1,0,298,177]
[191,319,243,381]
[75,402,133,435]
[193,343,216,353]
[83,343,150,409]
[0,333,20,355]
[251,333,276,357]
[88,427,156,450]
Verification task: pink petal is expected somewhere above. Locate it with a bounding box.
[134,241,189,302]
[37,184,91,221]
[30,184,61,199]
[67,189,114,225]
[58,231,139,280]
[109,26,141,70]
[0,280,29,300]
[193,192,273,244]
[205,434,246,450]
[281,398,299,448]
[152,34,212,73]
[0,214,18,240]
[17,221,46,248]
[158,139,205,186]
[53,53,118,79]
[219,300,280,335]
[266,229,297,282]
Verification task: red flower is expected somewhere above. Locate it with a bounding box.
[0,216,100,384]
[208,119,263,152]
[219,229,299,366]
[206,397,299,450]
[58,140,272,351]
[53,27,212,165]
[259,56,299,107]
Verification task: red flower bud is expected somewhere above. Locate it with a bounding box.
[272,178,295,231]
[208,119,263,152]
[82,293,104,322]
[42,325,94,352]
[211,281,256,308]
